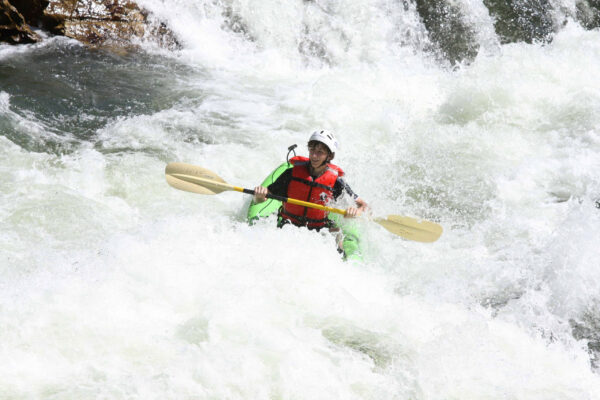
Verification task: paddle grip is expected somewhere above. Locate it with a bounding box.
[244,187,288,203]
[266,193,289,203]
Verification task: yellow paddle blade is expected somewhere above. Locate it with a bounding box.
[374,215,443,243]
[165,163,233,195]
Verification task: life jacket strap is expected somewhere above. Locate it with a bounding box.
[290,176,334,192]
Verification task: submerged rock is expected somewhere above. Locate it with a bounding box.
[576,0,600,29]
[483,0,556,44]
[0,0,41,44]
[414,0,480,65]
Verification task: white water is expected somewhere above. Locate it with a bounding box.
[2,1,600,398]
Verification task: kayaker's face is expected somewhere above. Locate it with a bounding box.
[308,143,330,167]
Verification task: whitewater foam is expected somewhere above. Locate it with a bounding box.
[1,1,600,398]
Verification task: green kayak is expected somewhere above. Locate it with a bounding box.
[247,161,363,261]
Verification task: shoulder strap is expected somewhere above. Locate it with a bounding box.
[289,156,309,165]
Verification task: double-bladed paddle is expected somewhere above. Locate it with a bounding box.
[165,162,443,243]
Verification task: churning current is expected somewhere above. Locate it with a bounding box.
[1,1,600,399]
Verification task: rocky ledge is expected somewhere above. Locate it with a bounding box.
[0,0,178,48]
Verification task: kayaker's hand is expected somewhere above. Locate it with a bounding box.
[345,197,368,218]
[345,206,360,218]
[253,186,268,203]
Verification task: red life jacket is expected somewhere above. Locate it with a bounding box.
[280,156,344,229]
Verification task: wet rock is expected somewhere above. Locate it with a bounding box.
[414,0,480,65]
[0,0,42,44]
[576,0,600,29]
[483,0,556,44]
[43,0,147,46]
[8,0,48,25]
[1,0,178,49]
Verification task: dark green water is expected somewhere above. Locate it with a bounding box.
[0,40,196,154]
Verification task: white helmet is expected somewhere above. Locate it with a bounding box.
[308,129,339,154]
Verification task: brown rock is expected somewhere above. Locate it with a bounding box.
[0,0,41,44]
[63,18,145,45]
[8,0,49,25]
[43,0,178,48]
[0,0,178,48]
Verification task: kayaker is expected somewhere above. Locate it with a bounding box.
[253,129,368,231]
